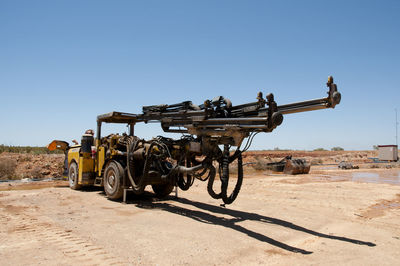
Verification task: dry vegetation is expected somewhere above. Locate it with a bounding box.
[0,145,62,155]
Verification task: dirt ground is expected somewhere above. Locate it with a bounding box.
[1,164,399,265]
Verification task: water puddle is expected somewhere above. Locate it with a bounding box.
[312,171,400,185]
[0,177,62,183]
[372,202,400,209]
[352,172,400,185]
[318,166,337,170]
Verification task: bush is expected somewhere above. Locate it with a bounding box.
[0,158,17,180]
[331,147,344,151]
[313,148,326,151]
[0,145,63,154]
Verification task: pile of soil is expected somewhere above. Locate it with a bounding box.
[243,150,378,166]
[0,150,395,181]
[0,152,64,180]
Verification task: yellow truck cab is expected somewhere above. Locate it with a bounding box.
[48,112,149,200]
[48,136,95,189]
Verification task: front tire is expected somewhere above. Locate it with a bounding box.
[68,162,81,190]
[104,161,124,200]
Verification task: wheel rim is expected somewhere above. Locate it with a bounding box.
[106,169,116,192]
[69,166,76,186]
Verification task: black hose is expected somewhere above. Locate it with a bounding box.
[221,153,243,204]
[206,146,244,204]
[126,139,148,195]
[194,166,211,181]
[177,156,193,191]
[228,149,242,163]
[206,165,221,199]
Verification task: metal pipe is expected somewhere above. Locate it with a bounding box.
[279,104,328,115]
[129,123,135,136]
[96,121,101,140]
[173,164,204,174]
[161,163,204,180]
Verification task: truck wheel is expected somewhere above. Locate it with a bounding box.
[104,161,124,200]
[68,162,81,190]
[152,183,174,198]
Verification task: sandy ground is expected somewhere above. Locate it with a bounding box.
[0,167,399,265]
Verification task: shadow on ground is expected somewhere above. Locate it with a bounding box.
[126,195,375,255]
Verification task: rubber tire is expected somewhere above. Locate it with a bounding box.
[68,162,81,190]
[152,183,174,198]
[104,161,124,200]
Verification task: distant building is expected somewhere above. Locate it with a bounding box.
[378,145,398,161]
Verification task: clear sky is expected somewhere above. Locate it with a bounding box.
[0,0,399,150]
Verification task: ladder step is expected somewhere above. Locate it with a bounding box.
[94,177,103,186]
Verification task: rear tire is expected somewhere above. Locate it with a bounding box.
[68,162,81,190]
[104,161,124,200]
[152,183,174,198]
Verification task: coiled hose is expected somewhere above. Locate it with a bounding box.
[207,146,243,204]
[126,138,153,195]
[177,156,194,191]
[221,153,243,204]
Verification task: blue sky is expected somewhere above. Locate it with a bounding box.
[0,0,399,150]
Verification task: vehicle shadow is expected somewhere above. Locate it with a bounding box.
[130,196,375,255]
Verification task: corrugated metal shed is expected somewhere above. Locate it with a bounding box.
[378,145,398,161]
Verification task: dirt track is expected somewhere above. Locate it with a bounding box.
[1,168,400,265]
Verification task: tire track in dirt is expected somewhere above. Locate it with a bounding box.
[0,208,125,265]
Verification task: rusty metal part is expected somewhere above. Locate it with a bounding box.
[283,158,310,175]
[266,156,310,175]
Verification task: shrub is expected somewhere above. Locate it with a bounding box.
[0,158,17,180]
[331,147,344,151]
[0,145,63,154]
[313,148,326,151]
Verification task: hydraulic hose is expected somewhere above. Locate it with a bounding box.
[126,139,146,195]
[221,153,243,204]
[206,165,220,199]
[207,146,244,204]
[177,157,194,191]
[161,163,204,180]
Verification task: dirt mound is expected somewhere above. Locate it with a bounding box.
[0,150,387,181]
[243,150,377,165]
[0,153,64,180]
